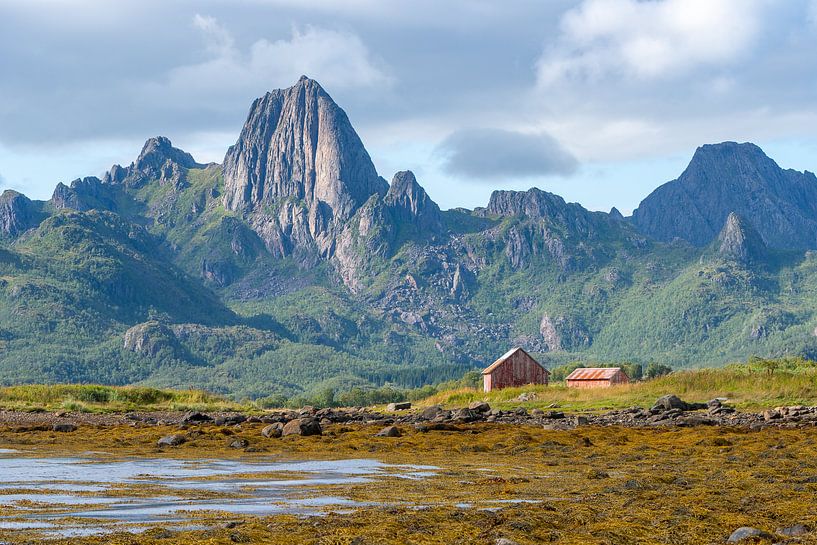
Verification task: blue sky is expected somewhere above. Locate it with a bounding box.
[2,0,817,214]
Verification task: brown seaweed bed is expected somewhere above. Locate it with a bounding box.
[1,421,817,544]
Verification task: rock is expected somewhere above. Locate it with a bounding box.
[104,136,202,189]
[676,415,715,427]
[516,393,536,402]
[157,434,186,447]
[375,425,401,438]
[0,190,42,237]
[387,402,412,411]
[631,141,817,250]
[451,408,480,423]
[51,423,77,433]
[573,416,589,426]
[776,524,809,537]
[123,321,181,358]
[384,171,443,237]
[222,76,388,258]
[51,176,117,212]
[716,212,767,265]
[181,411,212,424]
[420,406,443,420]
[651,394,706,412]
[763,409,782,421]
[727,527,774,543]
[261,423,283,438]
[468,401,491,413]
[414,423,463,433]
[652,394,687,411]
[495,539,520,545]
[229,438,249,449]
[282,418,322,437]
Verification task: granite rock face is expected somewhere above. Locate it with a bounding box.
[631,142,817,249]
[51,177,117,212]
[222,76,388,257]
[384,170,443,237]
[105,136,201,188]
[0,190,42,237]
[716,212,766,265]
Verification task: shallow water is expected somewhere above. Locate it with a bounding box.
[0,451,435,538]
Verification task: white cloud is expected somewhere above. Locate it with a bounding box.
[159,15,391,100]
[537,0,768,84]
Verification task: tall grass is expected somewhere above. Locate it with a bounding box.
[0,384,246,412]
[418,366,817,411]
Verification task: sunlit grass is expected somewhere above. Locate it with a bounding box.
[0,384,248,413]
[418,366,817,411]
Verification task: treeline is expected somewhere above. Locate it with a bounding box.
[548,362,673,382]
[255,370,483,409]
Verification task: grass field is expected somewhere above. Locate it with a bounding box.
[0,384,247,413]
[418,365,817,411]
[2,364,817,413]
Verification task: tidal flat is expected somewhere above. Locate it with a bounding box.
[1,421,816,544]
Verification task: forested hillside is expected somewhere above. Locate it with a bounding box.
[2,77,817,399]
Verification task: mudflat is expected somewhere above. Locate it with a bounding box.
[1,407,816,544]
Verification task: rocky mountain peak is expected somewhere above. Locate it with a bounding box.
[487,188,570,218]
[0,189,41,237]
[136,136,200,171]
[631,141,817,249]
[104,137,201,188]
[716,212,766,264]
[486,188,599,238]
[221,77,388,257]
[51,176,115,212]
[385,170,442,235]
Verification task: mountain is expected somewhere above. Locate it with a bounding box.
[0,190,45,237]
[222,76,388,259]
[631,142,817,249]
[715,212,767,265]
[3,77,817,400]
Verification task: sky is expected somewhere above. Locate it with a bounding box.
[2,0,817,214]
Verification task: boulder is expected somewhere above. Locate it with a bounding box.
[420,405,443,420]
[157,434,186,447]
[228,438,249,449]
[261,423,283,438]
[181,411,212,424]
[468,401,491,413]
[452,408,480,422]
[776,524,809,537]
[375,425,401,438]
[414,423,463,433]
[727,527,774,543]
[651,395,707,412]
[763,409,781,421]
[387,402,412,411]
[282,418,322,437]
[52,423,77,433]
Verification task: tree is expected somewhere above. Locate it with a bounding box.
[645,363,672,379]
[622,363,643,381]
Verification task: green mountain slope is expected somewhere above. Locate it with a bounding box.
[2,78,817,399]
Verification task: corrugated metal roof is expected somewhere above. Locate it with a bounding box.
[482,347,549,375]
[565,367,623,381]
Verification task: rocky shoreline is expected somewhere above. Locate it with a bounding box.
[2,395,817,436]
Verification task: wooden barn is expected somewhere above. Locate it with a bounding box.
[482,347,550,392]
[565,367,629,389]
